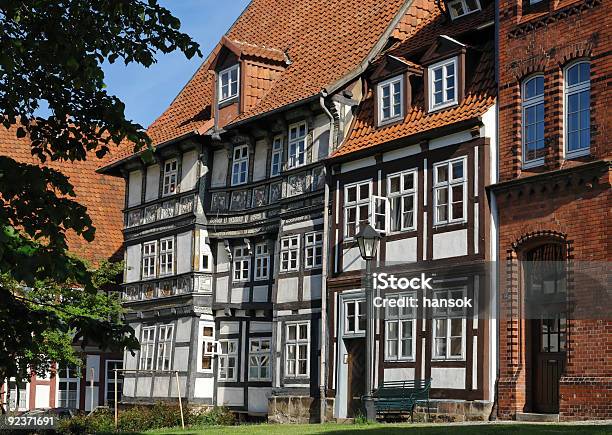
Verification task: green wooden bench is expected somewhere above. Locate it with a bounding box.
[371,378,431,422]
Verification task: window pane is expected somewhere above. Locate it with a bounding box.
[389,176,400,194]
[452,161,463,180]
[387,321,398,339]
[436,165,448,183]
[450,337,462,356]
[403,173,414,190]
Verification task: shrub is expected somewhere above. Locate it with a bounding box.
[191,406,236,426]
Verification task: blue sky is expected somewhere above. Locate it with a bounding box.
[102,0,251,128]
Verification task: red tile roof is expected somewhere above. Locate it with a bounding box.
[143,0,409,148]
[332,2,496,158]
[0,126,125,265]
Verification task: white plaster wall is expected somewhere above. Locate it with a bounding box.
[382,144,420,162]
[231,287,249,303]
[431,367,466,389]
[34,385,50,408]
[169,376,187,398]
[252,139,268,181]
[180,150,199,191]
[211,149,228,187]
[84,387,99,411]
[193,377,214,398]
[176,231,193,274]
[384,367,415,382]
[219,321,240,334]
[152,376,170,397]
[277,277,299,303]
[123,378,135,397]
[385,237,418,263]
[248,387,272,413]
[125,244,141,283]
[86,355,100,382]
[175,317,191,342]
[252,285,268,302]
[216,242,229,273]
[250,321,272,333]
[340,156,376,173]
[173,347,189,372]
[432,229,468,259]
[216,276,229,302]
[127,170,142,207]
[145,164,160,202]
[429,130,473,150]
[343,247,365,272]
[216,387,244,406]
[136,377,151,397]
[303,274,322,300]
[312,113,330,161]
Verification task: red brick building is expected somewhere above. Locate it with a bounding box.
[492,0,611,420]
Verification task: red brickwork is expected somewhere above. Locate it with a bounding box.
[496,0,611,420]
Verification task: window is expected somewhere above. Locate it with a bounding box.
[162,159,178,196]
[233,246,250,282]
[522,75,545,166]
[288,122,307,169]
[304,232,323,269]
[447,0,481,20]
[159,237,174,276]
[378,75,404,124]
[231,144,249,186]
[105,360,123,407]
[344,299,366,334]
[200,324,216,372]
[387,170,417,232]
[7,381,27,411]
[344,181,371,238]
[565,61,590,157]
[385,293,416,361]
[285,322,309,377]
[432,288,466,359]
[219,64,239,102]
[218,339,238,381]
[429,57,458,111]
[433,158,467,225]
[57,365,79,409]
[280,235,300,272]
[139,326,156,370]
[270,136,283,177]
[156,324,174,371]
[254,243,269,280]
[249,338,271,380]
[142,241,157,279]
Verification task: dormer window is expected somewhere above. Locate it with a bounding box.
[428,57,458,112]
[447,0,481,20]
[377,75,404,125]
[219,64,239,103]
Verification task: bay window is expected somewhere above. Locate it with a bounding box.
[433,157,467,225]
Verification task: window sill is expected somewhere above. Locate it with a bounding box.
[428,100,458,114]
[384,358,416,363]
[432,219,467,229]
[378,115,404,128]
[218,96,239,108]
[565,148,590,160]
[522,158,545,170]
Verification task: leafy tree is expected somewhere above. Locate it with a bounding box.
[0,0,201,411]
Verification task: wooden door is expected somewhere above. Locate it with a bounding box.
[346,338,366,418]
[532,317,567,413]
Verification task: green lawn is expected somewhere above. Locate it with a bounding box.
[143,422,612,435]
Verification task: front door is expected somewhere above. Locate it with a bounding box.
[345,338,366,418]
[532,316,567,413]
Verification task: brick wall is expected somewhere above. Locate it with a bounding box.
[496,0,611,419]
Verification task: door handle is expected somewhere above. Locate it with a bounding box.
[547,359,558,363]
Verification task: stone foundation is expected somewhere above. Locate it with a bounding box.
[267,396,321,424]
[412,400,494,422]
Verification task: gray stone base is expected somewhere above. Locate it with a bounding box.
[412,400,494,422]
[267,396,321,424]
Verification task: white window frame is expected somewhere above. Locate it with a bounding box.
[433,157,467,226]
[384,292,417,361]
[218,64,239,103]
[288,121,307,169]
[162,158,178,197]
[198,323,216,373]
[139,326,156,370]
[428,57,459,112]
[254,243,270,280]
[343,180,371,239]
[447,0,482,20]
[280,235,300,272]
[217,339,238,382]
[142,241,157,279]
[344,298,366,335]
[105,360,123,407]
[522,74,546,168]
[7,380,28,411]
[432,288,467,360]
[285,321,310,378]
[270,135,283,177]
[564,60,591,158]
[156,324,174,371]
[231,144,249,186]
[232,246,251,282]
[377,75,404,125]
[57,365,80,409]
[248,337,272,381]
[159,237,174,276]
[387,170,417,232]
[304,232,323,269]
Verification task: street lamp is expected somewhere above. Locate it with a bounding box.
[355,223,380,422]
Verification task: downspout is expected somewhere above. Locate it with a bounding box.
[319,91,336,422]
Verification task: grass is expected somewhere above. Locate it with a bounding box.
[141,422,612,435]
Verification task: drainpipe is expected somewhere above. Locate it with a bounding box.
[319,91,336,422]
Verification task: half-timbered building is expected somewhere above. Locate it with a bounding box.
[324,0,498,420]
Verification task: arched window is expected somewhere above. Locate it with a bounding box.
[522,75,545,167]
[564,61,590,157]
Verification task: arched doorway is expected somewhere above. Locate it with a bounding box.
[522,243,567,414]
